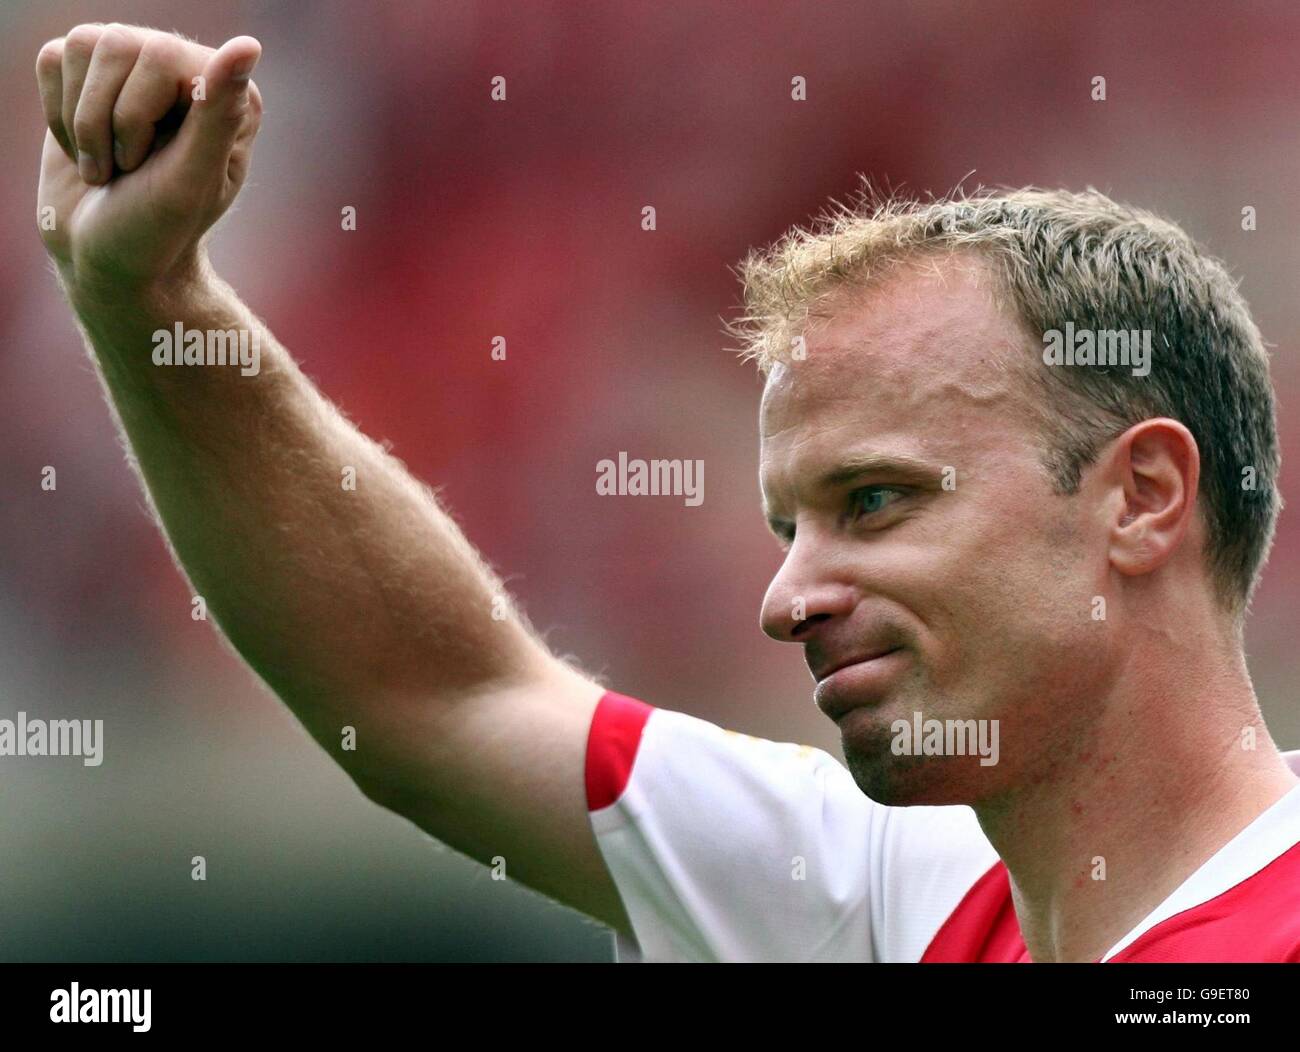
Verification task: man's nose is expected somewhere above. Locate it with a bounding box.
[760,540,857,642]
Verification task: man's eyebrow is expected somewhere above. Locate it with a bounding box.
[814,452,942,489]
[762,452,943,537]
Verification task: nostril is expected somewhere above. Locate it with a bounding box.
[791,611,830,639]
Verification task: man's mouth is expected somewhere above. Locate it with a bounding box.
[813,647,907,721]
[812,644,901,683]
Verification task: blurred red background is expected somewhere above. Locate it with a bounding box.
[2,0,1297,960]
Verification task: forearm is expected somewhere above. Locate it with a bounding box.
[65,261,548,785]
[35,26,630,930]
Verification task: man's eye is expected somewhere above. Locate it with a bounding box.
[850,486,902,519]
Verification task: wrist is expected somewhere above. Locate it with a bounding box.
[61,250,215,321]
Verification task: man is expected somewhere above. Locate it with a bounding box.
[36,24,1299,963]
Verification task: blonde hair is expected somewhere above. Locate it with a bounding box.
[730,183,1281,616]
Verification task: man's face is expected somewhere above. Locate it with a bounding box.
[758,256,1120,806]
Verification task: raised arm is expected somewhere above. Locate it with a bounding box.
[36,23,630,935]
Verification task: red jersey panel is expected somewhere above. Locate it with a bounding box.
[585,691,1300,963]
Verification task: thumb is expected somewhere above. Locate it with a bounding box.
[168,36,262,192]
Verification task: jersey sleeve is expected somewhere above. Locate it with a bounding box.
[585,690,880,962]
[584,690,1000,963]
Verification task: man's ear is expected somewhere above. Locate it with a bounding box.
[1104,418,1200,581]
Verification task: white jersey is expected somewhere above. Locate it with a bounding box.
[584,691,1300,962]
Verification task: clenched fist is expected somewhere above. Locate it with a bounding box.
[36,23,263,297]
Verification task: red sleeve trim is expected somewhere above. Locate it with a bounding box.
[585,690,654,811]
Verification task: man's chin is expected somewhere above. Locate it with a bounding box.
[844,744,933,805]
[839,711,971,806]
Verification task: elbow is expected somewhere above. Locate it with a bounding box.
[351,768,418,817]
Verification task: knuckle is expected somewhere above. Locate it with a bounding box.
[109,104,139,132]
[96,24,136,55]
[212,107,247,137]
[139,31,185,69]
[72,114,99,144]
[35,39,64,73]
[63,25,104,57]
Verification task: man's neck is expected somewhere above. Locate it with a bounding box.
[973,631,1297,963]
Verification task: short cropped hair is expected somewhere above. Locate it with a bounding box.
[730,184,1282,618]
